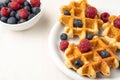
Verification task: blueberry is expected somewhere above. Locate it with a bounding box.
[4,0,11,4]
[24,1,30,6]
[73,19,83,28]
[2,2,7,7]
[18,19,26,23]
[20,5,24,9]
[15,13,20,20]
[10,11,16,17]
[7,17,17,24]
[32,7,40,14]
[86,34,94,40]
[25,6,31,11]
[64,10,71,15]
[74,59,83,68]
[0,3,4,9]
[0,17,8,23]
[60,33,68,40]
[7,2,11,7]
[27,13,35,20]
[99,50,110,58]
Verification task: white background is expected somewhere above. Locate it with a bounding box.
[1,0,120,80]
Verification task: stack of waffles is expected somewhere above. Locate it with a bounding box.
[59,0,120,79]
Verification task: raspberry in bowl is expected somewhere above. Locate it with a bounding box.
[0,0,43,31]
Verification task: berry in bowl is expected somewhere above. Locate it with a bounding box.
[0,0,43,31]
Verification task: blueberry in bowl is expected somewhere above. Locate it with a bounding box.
[0,0,43,31]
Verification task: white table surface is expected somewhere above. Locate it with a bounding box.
[0,0,72,80]
[2,0,120,80]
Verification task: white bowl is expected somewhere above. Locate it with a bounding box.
[0,0,44,31]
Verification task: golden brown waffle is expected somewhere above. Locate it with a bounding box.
[60,0,103,40]
[102,15,120,49]
[64,37,119,78]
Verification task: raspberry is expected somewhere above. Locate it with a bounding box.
[60,40,69,51]
[85,6,97,19]
[0,7,10,16]
[113,18,120,29]
[78,39,92,53]
[30,0,41,7]
[13,0,24,4]
[100,12,110,23]
[18,8,29,19]
[10,1,20,10]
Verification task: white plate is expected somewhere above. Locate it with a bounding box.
[48,0,120,79]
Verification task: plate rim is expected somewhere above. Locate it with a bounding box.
[48,22,120,80]
[48,22,88,80]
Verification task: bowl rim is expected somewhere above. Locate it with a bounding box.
[0,2,44,27]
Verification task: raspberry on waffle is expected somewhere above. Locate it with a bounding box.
[102,15,120,49]
[64,37,119,78]
[60,0,103,41]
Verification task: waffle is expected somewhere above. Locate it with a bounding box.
[102,15,120,49]
[60,0,103,40]
[64,37,119,78]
